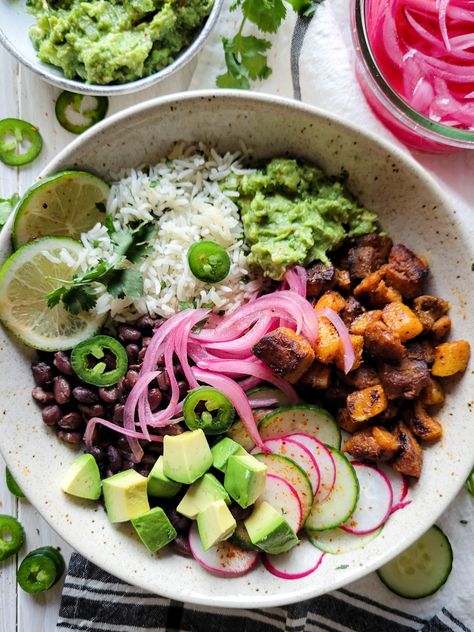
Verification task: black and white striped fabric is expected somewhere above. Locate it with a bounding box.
[57,553,470,632]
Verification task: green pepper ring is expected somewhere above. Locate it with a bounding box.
[0,514,25,562]
[187,240,231,283]
[17,553,57,593]
[71,335,128,387]
[55,92,109,135]
[183,386,235,435]
[0,118,43,167]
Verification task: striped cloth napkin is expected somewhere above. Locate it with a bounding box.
[57,1,474,630]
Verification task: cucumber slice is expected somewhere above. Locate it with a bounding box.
[258,405,341,448]
[377,526,453,599]
[308,526,382,555]
[305,448,359,532]
[227,419,255,452]
[231,522,259,551]
[253,453,313,523]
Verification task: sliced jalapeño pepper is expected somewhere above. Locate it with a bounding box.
[17,547,63,593]
[187,240,231,283]
[183,386,235,434]
[71,335,128,387]
[55,91,109,134]
[0,118,43,167]
[0,514,25,561]
[5,467,25,498]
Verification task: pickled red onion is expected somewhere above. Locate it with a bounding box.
[84,416,164,448]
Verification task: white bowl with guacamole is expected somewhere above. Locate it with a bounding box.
[1,91,473,607]
[0,0,224,95]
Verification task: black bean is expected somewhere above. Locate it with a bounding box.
[31,386,55,404]
[41,404,62,426]
[112,404,124,424]
[106,445,123,472]
[156,370,170,391]
[173,535,192,557]
[145,442,163,455]
[53,351,73,376]
[136,315,155,331]
[138,347,147,362]
[166,508,192,534]
[177,380,188,399]
[98,386,119,404]
[142,336,151,348]
[78,403,106,418]
[122,459,136,470]
[103,352,116,370]
[87,446,105,463]
[58,412,83,430]
[73,386,99,403]
[32,361,55,386]
[148,388,163,412]
[140,454,157,468]
[53,375,71,405]
[118,325,141,342]
[125,370,139,390]
[159,424,184,436]
[57,431,82,444]
[229,504,254,522]
[125,344,139,364]
[105,468,115,478]
[155,353,165,367]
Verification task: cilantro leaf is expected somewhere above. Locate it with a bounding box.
[216,70,250,90]
[47,285,97,315]
[106,269,144,299]
[286,0,314,13]
[126,223,156,263]
[466,466,474,497]
[217,35,271,89]
[242,0,286,33]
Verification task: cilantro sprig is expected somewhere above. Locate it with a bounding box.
[216,0,319,89]
[46,220,155,314]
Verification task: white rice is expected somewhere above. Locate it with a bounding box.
[80,144,262,321]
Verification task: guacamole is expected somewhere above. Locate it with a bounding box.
[235,159,379,280]
[27,0,214,85]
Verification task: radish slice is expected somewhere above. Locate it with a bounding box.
[307,526,383,555]
[376,463,409,512]
[263,538,325,579]
[340,463,393,535]
[253,438,320,495]
[285,433,336,503]
[188,524,259,577]
[258,474,303,532]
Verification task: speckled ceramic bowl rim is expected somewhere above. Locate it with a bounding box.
[0,0,224,96]
[1,90,473,608]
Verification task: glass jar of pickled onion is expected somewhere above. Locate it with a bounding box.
[352,0,474,152]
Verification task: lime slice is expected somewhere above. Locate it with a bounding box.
[12,171,109,249]
[0,237,105,351]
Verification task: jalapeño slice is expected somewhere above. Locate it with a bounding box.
[183,386,235,434]
[71,335,128,386]
[0,515,25,561]
[55,92,109,134]
[0,118,43,167]
[187,240,231,283]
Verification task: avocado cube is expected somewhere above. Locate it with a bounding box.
[147,456,182,498]
[224,454,267,508]
[163,429,212,484]
[61,453,101,500]
[177,473,230,519]
[131,507,177,554]
[102,469,150,523]
[244,501,299,554]
[211,437,247,472]
[197,499,237,551]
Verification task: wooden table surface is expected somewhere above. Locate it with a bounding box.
[1,32,474,632]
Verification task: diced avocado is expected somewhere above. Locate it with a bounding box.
[224,454,267,508]
[244,501,299,554]
[211,437,247,472]
[61,453,101,500]
[163,429,212,484]
[102,469,150,523]
[177,473,230,519]
[197,499,237,550]
[131,507,177,554]
[147,456,182,498]
[231,522,259,551]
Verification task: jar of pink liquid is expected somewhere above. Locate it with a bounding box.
[352,0,474,152]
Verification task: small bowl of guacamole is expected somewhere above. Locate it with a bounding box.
[0,0,223,95]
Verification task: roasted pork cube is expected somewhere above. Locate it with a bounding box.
[364,320,405,361]
[306,262,336,297]
[412,295,449,332]
[347,245,382,281]
[299,362,332,390]
[355,234,393,263]
[340,296,365,327]
[385,244,429,298]
[392,421,423,478]
[350,309,382,335]
[379,357,430,400]
[343,426,400,461]
[340,365,380,390]
[252,327,315,384]
[403,402,442,444]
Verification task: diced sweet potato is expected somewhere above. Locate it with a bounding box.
[346,384,388,422]
[432,315,451,341]
[431,340,471,376]
[336,407,360,433]
[392,421,423,478]
[343,426,400,462]
[354,267,402,307]
[350,310,382,335]
[252,327,315,384]
[364,320,405,361]
[385,244,429,299]
[315,290,346,313]
[404,402,442,444]
[313,317,341,364]
[420,377,445,406]
[413,295,449,331]
[335,334,364,372]
[299,362,332,390]
[382,302,423,342]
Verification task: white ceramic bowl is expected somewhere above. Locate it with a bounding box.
[1,91,473,608]
[0,0,223,96]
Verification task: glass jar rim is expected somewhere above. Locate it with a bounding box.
[352,0,474,147]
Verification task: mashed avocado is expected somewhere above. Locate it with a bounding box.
[236,158,379,280]
[27,0,214,84]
